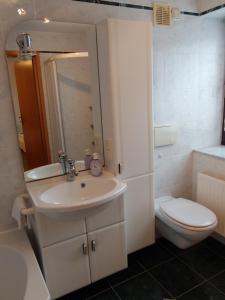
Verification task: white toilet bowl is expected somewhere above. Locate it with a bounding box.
[155,196,217,249]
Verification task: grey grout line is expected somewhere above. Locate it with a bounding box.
[208,280,225,297]
[172,245,225,298]
[136,260,146,271]
[174,258,225,298]
[136,260,146,270]
[148,256,206,299]
[147,271,174,299]
[108,269,148,288]
[140,257,175,272]
[149,241,210,298]
[109,282,122,300]
[86,238,225,300]
[157,240,217,281]
[107,252,176,289]
[175,248,225,282]
[107,262,175,300]
[206,269,225,281]
[175,255,206,281]
[177,275,225,299]
[176,280,208,299]
[86,287,113,300]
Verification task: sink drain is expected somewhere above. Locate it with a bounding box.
[81,182,86,188]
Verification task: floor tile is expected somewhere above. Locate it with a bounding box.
[150,258,203,297]
[157,237,186,255]
[178,282,225,300]
[157,237,204,256]
[205,237,225,259]
[179,245,225,279]
[131,243,173,270]
[114,272,171,300]
[56,238,225,300]
[87,289,118,300]
[211,271,225,295]
[64,279,110,300]
[107,257,145,286]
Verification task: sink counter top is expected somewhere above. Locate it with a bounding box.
[26,171,127,215]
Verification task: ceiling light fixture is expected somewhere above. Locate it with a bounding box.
[43,17,50,24]
[17,8,27,16]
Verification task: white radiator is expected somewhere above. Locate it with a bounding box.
[197,173,225,237]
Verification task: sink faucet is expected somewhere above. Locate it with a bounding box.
[58,150,67,174]
[66,159,78,182]
[58,151,78,181]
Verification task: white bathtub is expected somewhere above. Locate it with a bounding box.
[0,229,50,300]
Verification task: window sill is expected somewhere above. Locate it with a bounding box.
[194,145,225,161]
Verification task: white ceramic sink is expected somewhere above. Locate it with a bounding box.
[26,171,127,214]
[24,161,85,182]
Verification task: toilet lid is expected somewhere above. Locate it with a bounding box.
[159,198,217,228]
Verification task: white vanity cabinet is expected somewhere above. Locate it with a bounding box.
[31,195,127,299]
[97,19,155,253]
[88,222,126,282]
[42,234,91,299]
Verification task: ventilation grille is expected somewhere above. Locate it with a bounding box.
[153,3,172,26]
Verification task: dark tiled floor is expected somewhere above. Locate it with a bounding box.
[58,237,225,300]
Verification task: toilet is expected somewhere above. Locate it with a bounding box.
[155,196,217,249]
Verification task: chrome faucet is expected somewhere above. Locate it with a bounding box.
[58,151,78,181]
[66,159,78,181]
[58,151,67,174]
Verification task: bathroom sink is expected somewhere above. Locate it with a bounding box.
[26,171,127,215]
[24,161,85,182]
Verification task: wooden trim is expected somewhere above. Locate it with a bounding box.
[6,51,51,164]
[32,54,51,163]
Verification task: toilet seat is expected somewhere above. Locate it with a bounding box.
[157,198,217,232]
[155,196,218,249]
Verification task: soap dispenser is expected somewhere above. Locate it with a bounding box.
[84,148,92,170]
[90,153,102,176]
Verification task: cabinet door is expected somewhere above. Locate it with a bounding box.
[88,222,127,282]
[99,19,153,178]
[42,235,91,299]
[124,174,155,254]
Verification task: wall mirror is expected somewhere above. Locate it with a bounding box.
[5,20,104,182]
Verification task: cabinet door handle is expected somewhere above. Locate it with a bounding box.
[91,240,96,252]
[82,243,88,255]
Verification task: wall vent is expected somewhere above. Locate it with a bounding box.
[153,3,172,26]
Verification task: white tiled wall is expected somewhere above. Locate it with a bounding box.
[154,17,225,199]
[0,0,224,231]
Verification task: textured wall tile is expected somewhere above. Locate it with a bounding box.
[0,0,224,231]
[154,18,225,199]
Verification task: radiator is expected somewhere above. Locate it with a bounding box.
[197,173,225,237]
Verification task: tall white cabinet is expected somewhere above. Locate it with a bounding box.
[97,19,155,253]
